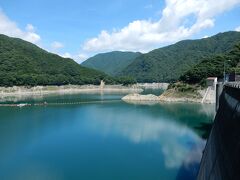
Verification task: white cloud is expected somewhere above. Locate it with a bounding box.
[60,53,89,63]
[61,52,72,58]
[26,24,35,31]
[0,10,41,44]
[51,41,64,50]
[83,0,240,53]
[78,53,88,60]
[235,26,240,32]
[77,53,89,63]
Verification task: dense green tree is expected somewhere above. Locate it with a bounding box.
[180,43,240,84]
[119,31,240,82]
[0,34,116,86]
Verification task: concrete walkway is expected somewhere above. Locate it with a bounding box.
[201,87,215,104]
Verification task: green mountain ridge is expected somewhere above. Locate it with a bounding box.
[1,31,240,86]
[120,31,240,82]
[0,34,113,86]
[82,51,141,76]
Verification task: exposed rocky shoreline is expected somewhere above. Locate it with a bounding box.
[0,83,170,97]
[135,83,169,90]
[0,83,215,104]
[122,87,215,104]
[122,93,160,101]
[0,85,143,97]
[122,93,203,104]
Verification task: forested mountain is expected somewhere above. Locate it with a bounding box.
[180,43,240,84]
[82,51,141,76]
[1,31,240,87]
[0,34,113,86]
[120,31,240,82]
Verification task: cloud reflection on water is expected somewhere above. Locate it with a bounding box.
[86,105,205,169]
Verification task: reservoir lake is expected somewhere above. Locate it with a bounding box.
[0,90,215,180]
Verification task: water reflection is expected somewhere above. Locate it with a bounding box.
[0,92,125,104]
[0,94,214,180]
[85,104,206,170]
[0,88,163,104]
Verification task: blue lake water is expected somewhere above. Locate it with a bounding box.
[0,92,214,180]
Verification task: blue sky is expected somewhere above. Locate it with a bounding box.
[0,0,240,63]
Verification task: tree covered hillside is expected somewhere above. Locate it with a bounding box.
[82,51,141,76]
[120,31,240,82]
[0,34,113,86]
[180,43,240,84]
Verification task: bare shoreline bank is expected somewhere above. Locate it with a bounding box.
[0,85,143,97]
[122,87,215,104]
[136,83,169,90]
[0,83,170,97]
[122,93,205,104]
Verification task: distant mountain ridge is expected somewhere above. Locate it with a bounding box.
[120,31,240,82]
[0,34,112,86]
[82,51,141,76]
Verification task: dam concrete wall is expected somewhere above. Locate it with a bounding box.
[198,84,240,180]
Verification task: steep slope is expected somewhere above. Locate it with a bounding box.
[120,31,240,82]
[0,34,112,86]
[82,51,141,76]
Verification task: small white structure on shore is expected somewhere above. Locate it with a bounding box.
[17,103,28,107]
[202,77,218,104]
[206,77,217,90]
[100,80,105,89]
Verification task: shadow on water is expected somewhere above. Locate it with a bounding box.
[175,142,204,180]
[127,102,215,138]
[194,122,213,140]
[176,161,200,180]
[176,122,213,180]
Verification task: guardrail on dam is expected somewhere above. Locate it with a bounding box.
[198,82,240,180]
